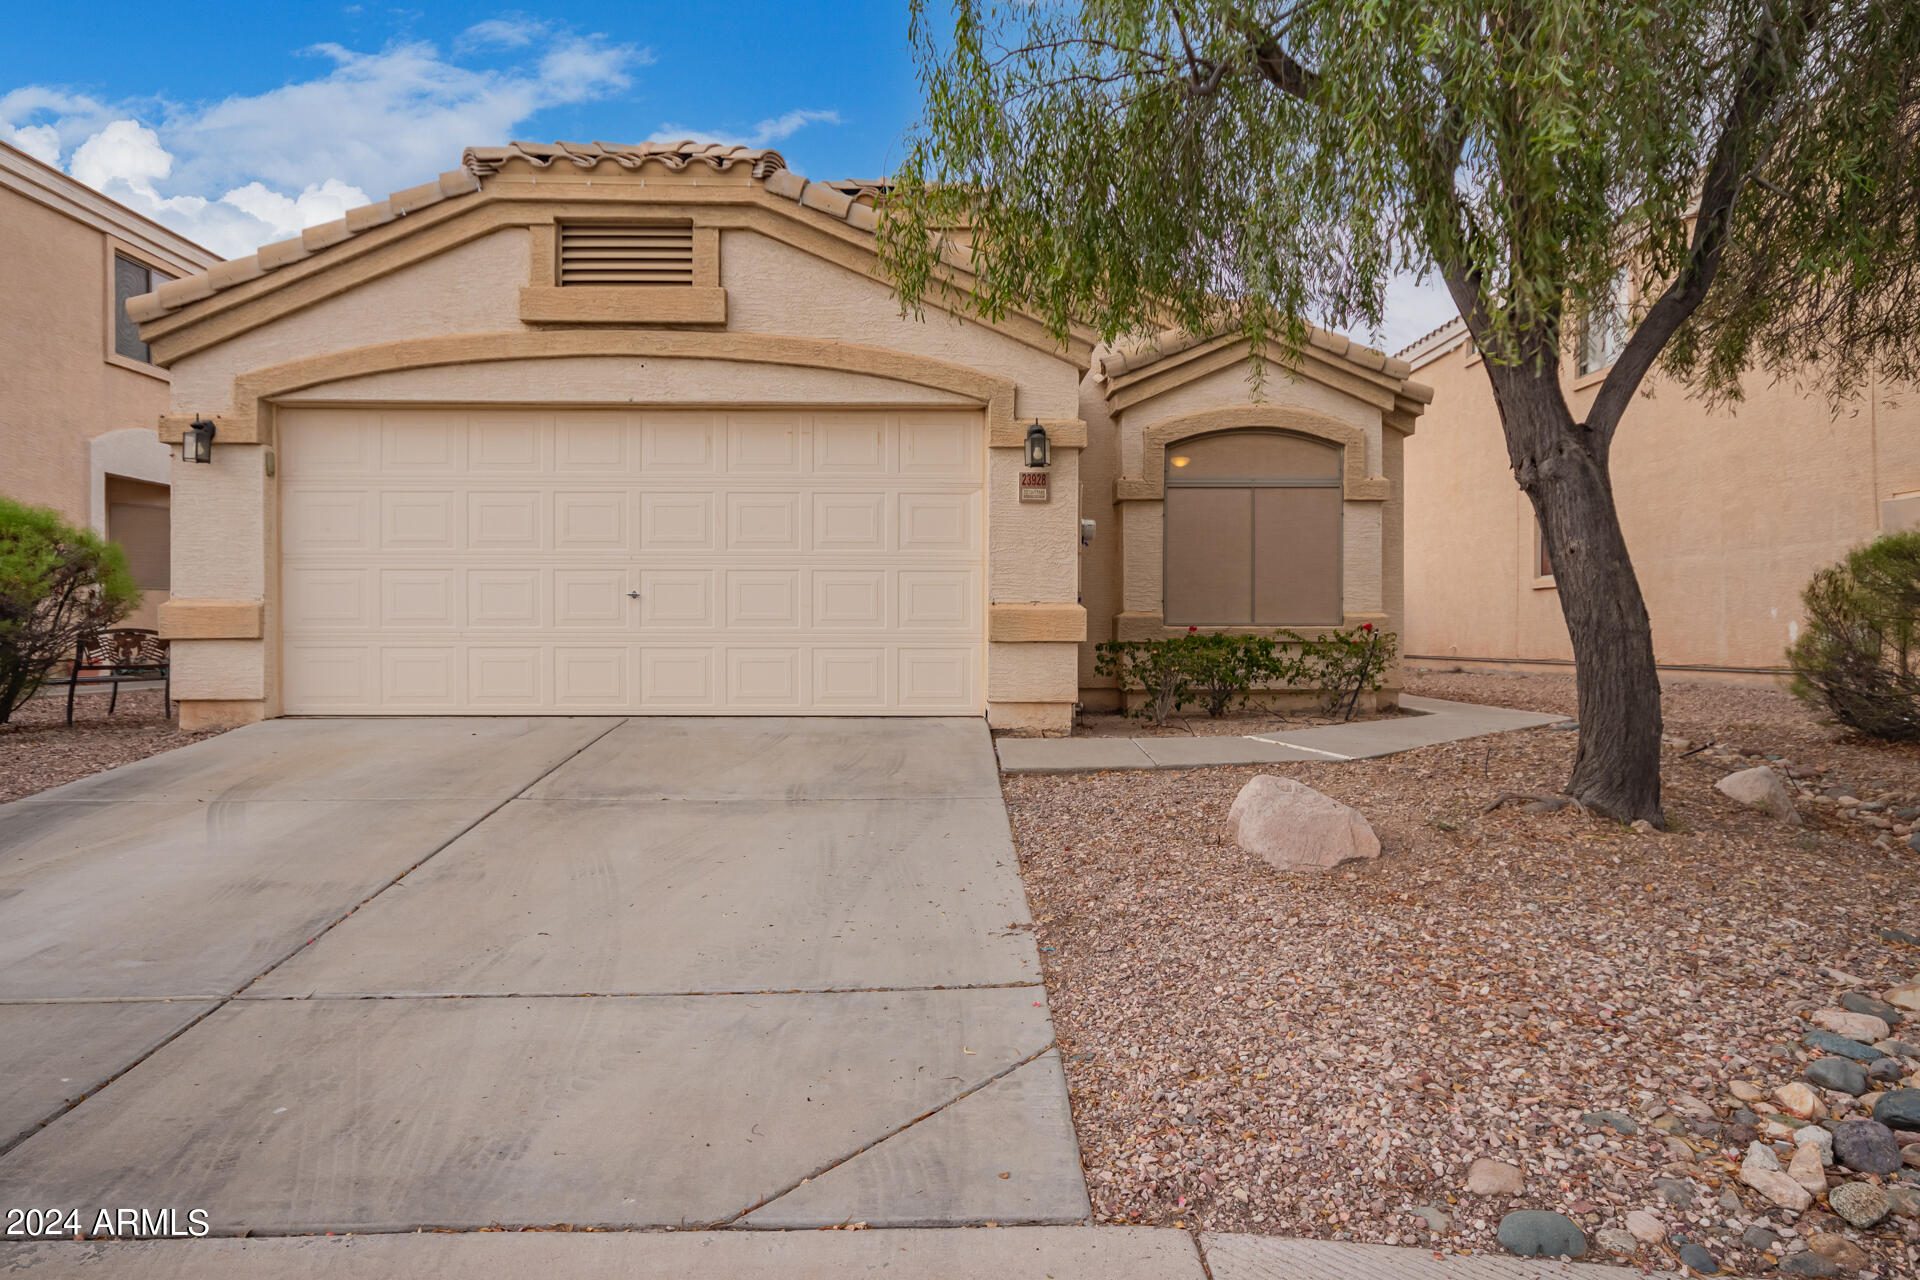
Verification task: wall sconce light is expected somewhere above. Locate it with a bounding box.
[184,418,217,464]
[1024,419,1050,468]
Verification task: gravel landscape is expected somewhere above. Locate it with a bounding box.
[0,690,223,803]
[1007,669,1920,1275]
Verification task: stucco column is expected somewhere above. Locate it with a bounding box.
[985,431,1085,736]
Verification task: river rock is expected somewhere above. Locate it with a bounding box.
[1828,1180,1891,1228]
[1788,1142,1830,1193]
[1227,775,1380,870]
[1807,1057,1869,1096]
[1594,1227,1638,1256]
[1795,1124,1835,1163]
[1815,1008,1892,1043]
[1497,1209,1587,1258]
[1805,1030,1882,1063]
[1887,983,1920,1013]
[1775,1082,1826,1118]
[1466,1157,1524,1196]
[1808,1233,1871,1271]
[1874,1087,1920,1130]
[1678,1243,1719,1274]
[1833,1119,1902,1174]
[1715,766,1800,821]
[1841,991,1904,1027]
[1780,1256,1843,1277]
[1741,1142,1814,1210]
[1624,1209,1666,1243]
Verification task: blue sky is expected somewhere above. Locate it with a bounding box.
[0,1,1453,351]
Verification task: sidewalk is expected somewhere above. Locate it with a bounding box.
[0,1227,1654,1277]
[995,695,1571,773]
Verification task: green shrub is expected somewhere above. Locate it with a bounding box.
[0,498,139,724]
[1788,531,1920,740]
[1093,625,1395,724]
[1094,636,1193,725]
[1299,622,1398,715]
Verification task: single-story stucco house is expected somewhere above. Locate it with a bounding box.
[128,140,1429,733]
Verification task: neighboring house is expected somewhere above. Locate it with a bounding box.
[0,139,221,630]
[126,140,1425,732]
[1399,316,1920,681]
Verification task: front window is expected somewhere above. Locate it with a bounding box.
[1163,430,1342,626]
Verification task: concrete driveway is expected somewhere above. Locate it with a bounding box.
[0,717,1087,1238]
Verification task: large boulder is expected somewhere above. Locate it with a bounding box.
[1228,775,1380,871]
[1715,766,1801,823]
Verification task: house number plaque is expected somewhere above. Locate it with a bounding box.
[1019,470,1050,503]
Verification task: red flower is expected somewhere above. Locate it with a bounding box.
[1188,625,1198,633]
[1361,623,1374,633]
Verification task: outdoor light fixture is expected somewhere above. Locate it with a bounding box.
[184,418,216,464]
[1024,419,1050,468]
[1170,454,1191,468]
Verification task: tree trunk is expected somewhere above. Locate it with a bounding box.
[1495,371,1666,826]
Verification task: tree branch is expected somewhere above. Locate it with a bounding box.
[1584,0,1824,444]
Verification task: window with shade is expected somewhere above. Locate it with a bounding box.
[112,254,171,364]
[1163,430,1343,627]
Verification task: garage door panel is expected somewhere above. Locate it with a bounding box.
[467,412,545,471]
[727,414,805,473]
[553,491,628,549]
[284,568,372,630]
[811,491,888,551]
[466,571,542,629]
[280,408,982,714]
[640,492,715,550]
[639,413,715,472]
[378,570,458,629]
[554,412,632,472]
[553,646,628,707]
[725,492,802,550]
[467,647,544,706]
[380,646,461,707]
[380,413,461,472]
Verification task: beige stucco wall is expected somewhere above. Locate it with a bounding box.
[156,192,1087,729]
[1403,336,1920,675]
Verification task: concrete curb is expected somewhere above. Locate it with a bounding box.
[996,697,1571,774]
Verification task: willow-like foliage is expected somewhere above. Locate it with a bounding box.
[878,0,1920,405]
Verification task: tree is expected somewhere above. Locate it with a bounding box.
[877,0,1920,824]
[0,498,139,724]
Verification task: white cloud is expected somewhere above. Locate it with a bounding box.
[5,123,61,166]
[1,28,648,259]
[1370,268,1463,357]
[650,109,842,151]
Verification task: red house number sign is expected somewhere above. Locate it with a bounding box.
[1019,470,1050,503]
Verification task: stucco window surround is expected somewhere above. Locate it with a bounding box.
[153,329,1086,727]
[521,217,727,325]
[1110,404,1391,640]
[104,236,175,380]
[1163,430,1343,627]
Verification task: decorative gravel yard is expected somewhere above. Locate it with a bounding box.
[0,690,224,803]
[1007,670,1920,1275]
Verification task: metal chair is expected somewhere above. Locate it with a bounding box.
[61,628,171,725]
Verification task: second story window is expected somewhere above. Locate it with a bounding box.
[1576,266,1630,377]
[112,254,171,363]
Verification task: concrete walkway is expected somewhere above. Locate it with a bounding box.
[0,717,1085,1242]
[0,1227,1656,1276]
[995,695,1570,773]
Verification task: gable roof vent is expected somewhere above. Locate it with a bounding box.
[558,222,694,285]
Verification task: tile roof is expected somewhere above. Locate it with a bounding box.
[1098,325,1431,403]
[462,139,787,179]
[128,138,874,326]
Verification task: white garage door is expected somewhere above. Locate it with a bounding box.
[278,407,984,714]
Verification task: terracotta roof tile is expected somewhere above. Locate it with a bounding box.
[124,139,906,328]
